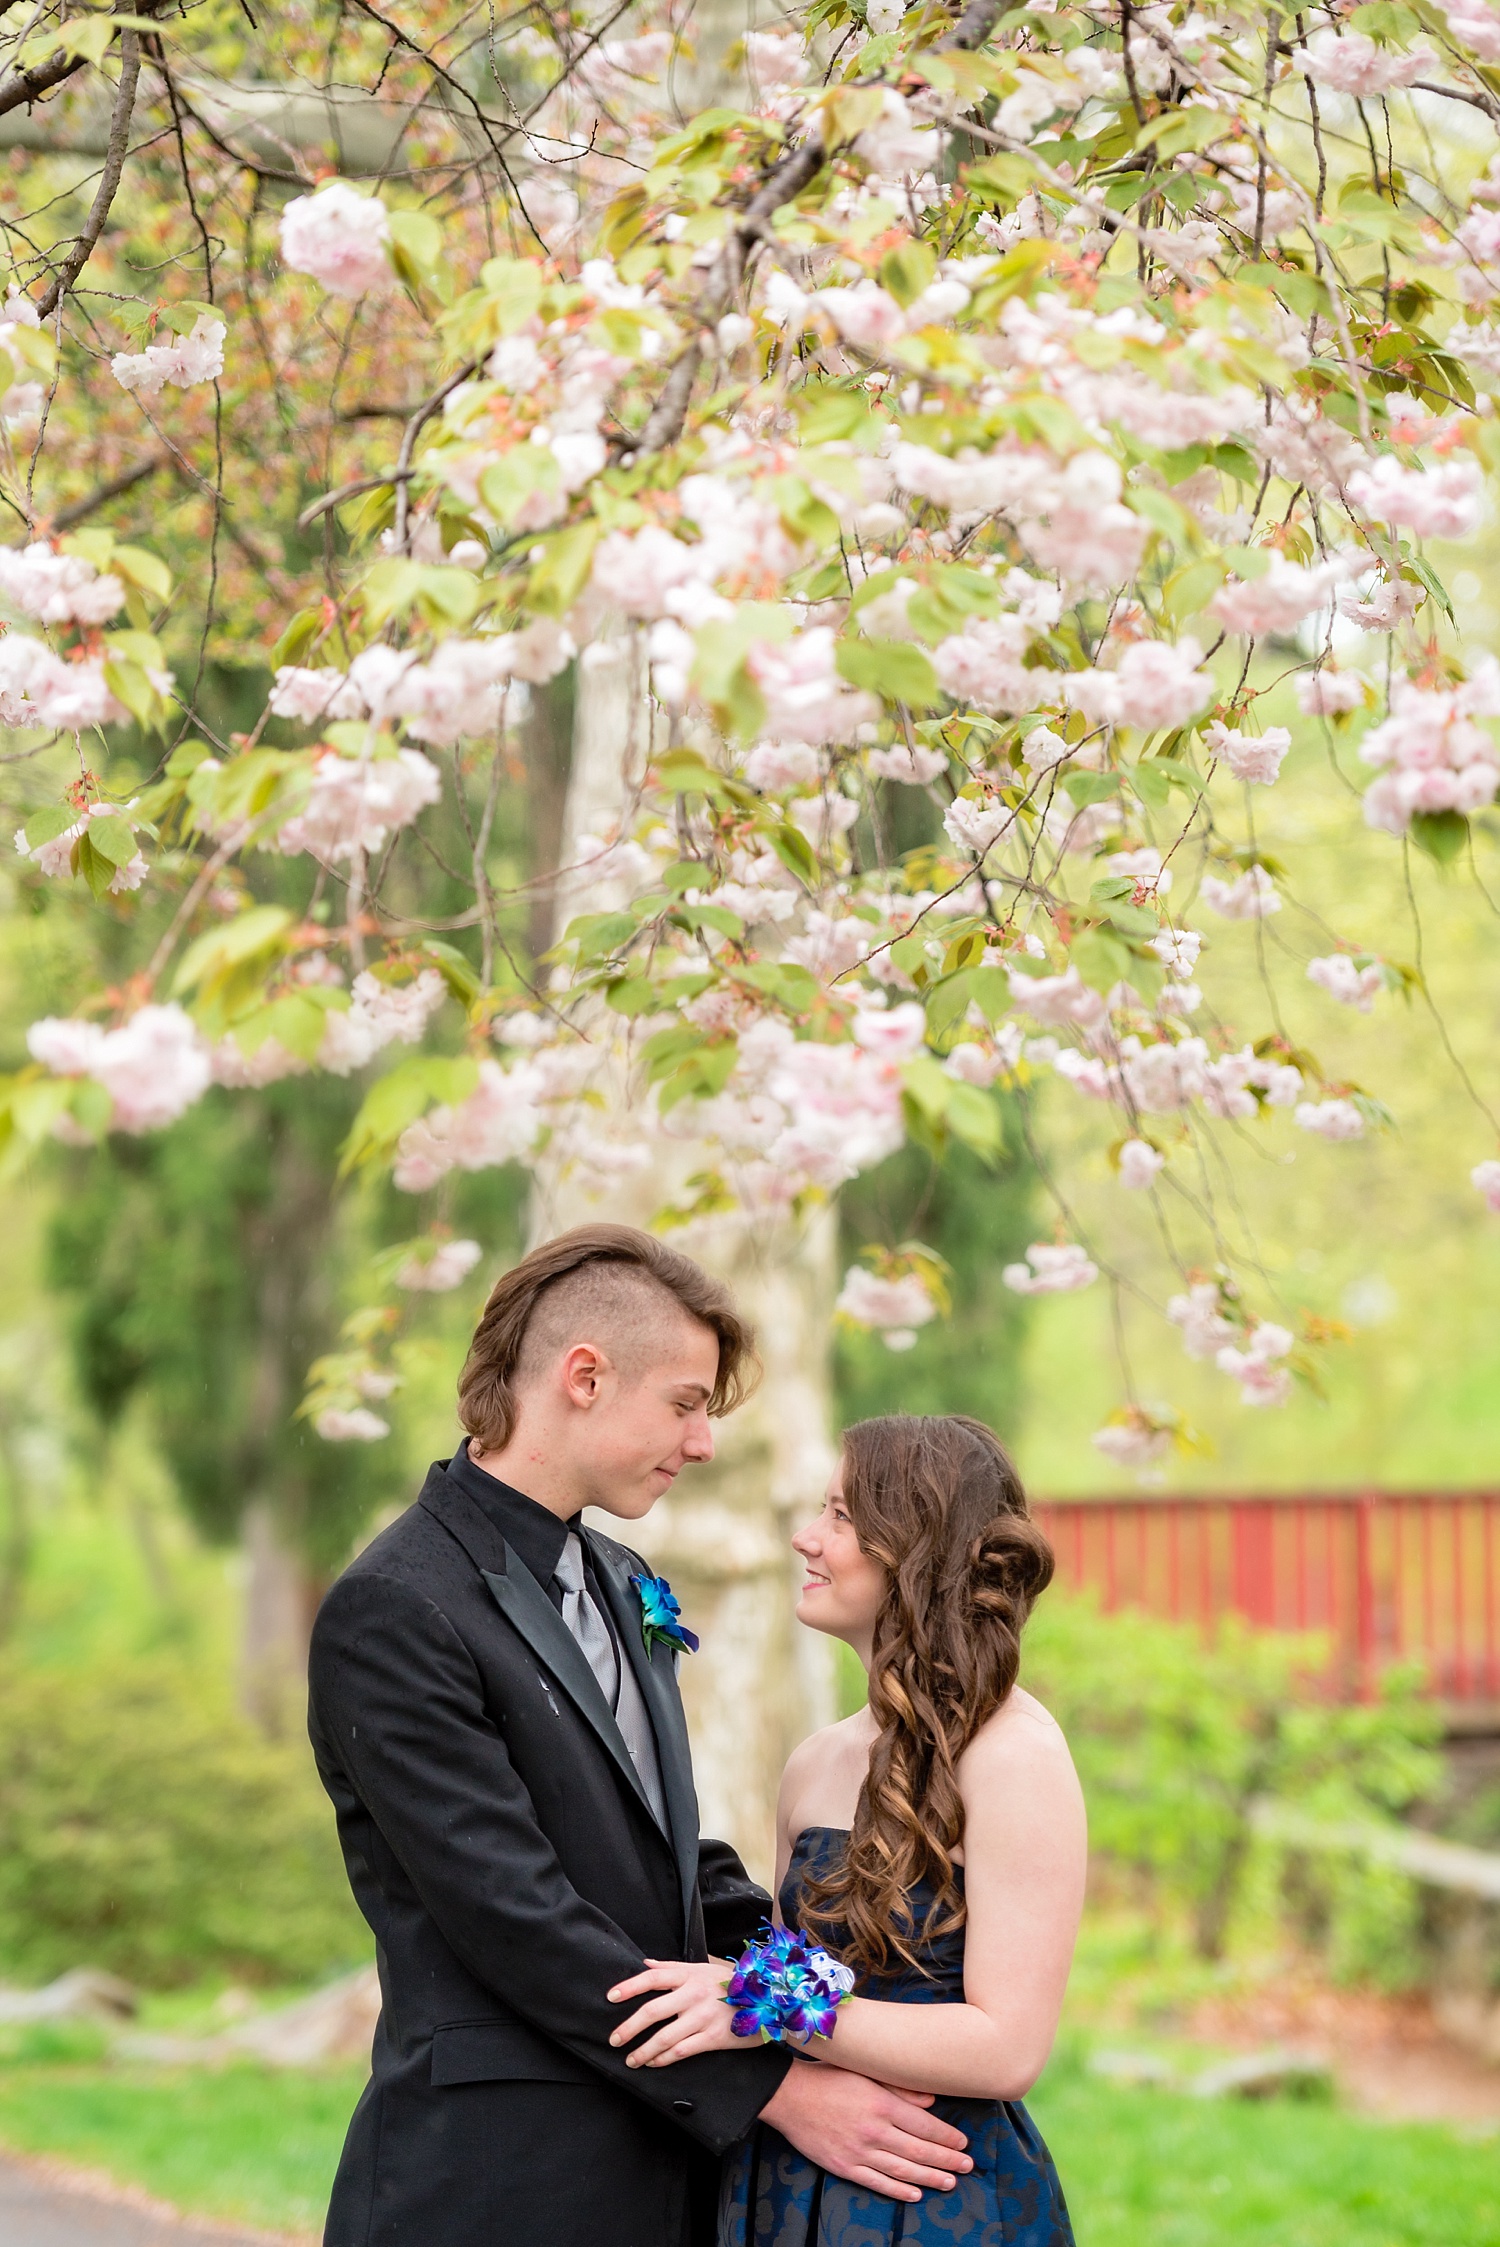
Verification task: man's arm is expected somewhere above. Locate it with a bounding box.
[309,1569,788,2154]
[695,1835,774,1960]
[760,2063,973,2203]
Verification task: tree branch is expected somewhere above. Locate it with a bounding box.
[36,17,155,318]
[48,449,168,528]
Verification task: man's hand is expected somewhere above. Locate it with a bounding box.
[760,2059,972,2205]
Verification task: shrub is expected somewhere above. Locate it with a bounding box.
[1023,1593,1443,1982]
[0,1657,367,1987]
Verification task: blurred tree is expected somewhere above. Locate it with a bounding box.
[835,1121,1035,1444]
[45,1077,400,1728]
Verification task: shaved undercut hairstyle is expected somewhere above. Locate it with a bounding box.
[457,1223,759,1453]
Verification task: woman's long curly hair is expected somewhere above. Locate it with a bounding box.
[798,1413,1054,1980]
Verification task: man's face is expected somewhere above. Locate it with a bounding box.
[567,1316,721,1520]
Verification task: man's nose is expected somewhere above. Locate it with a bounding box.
[682,1411,714,1463]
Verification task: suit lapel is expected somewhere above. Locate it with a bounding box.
[478,1551,658,1825]
[588,1535,700,1932]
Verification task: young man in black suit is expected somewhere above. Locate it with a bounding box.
[309,1222,969,2247]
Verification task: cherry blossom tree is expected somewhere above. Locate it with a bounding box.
[6,0,1500,1846]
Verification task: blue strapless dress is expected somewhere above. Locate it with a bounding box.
[718,1826,1074,2247]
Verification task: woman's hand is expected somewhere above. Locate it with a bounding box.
[606,1958,744,2066]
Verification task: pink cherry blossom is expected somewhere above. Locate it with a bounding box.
[852,91,943,180]
[933,616,1034,713]
[1092,1414,1173,1472]
[1121,1035,1210,1114]
[1441,0,1500,54]
[851,1002,926,1061]
[944,1042,1005,1088]
[1201,866,1280,920]
[1008,964,1109,1033]
[279,748,442,863]
[280,182,393,298]
[1293,28,1433,95]
[943,792,1016,857]
[748,630,878,747]
[27,1016,106,1074]
[111,314,225,397]
[395,1238,484,1291]
[1294,1098,1366,1140]
[1118,1138,1164,1189]
[38,1003,213,1132]
[835,1265,938,1350]
[1205,721,1291,785]
[315,1407,390,1442]
[1065,637,1211,732]
[1169,1282,1239,1361]
[1472,1158,1500,1210]
[1307,955,1383,1012]
[393,1058,546,1191]
[1210,557,1343,638]
[1358,668,1500,833]
[1003,1242,1098,1295]
[1338,575,1425,632]
[745,739,822,791]
[814,282,907,352]
[1217,1331,1294,1407]
[867,740,948,785]
[1298,670,1367,717]
[213,1033,306,1088]
[783,911,871,981]
[1347,456,1483,541]
[0,542,125,628]
[591,526,700,620]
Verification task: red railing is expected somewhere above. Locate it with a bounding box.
[1032,1491,1500,1703]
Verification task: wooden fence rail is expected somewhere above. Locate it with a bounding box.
[1032,1491,1500,1702]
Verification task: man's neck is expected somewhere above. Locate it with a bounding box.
[465,1436,583,1524]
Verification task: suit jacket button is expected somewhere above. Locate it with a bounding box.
[672,2098,695,2114]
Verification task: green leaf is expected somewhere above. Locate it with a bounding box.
[102,657,166,732]
[340,1054,480,1173]
[734,961,820,1013]
[361,558,482,629]
[1410,809,1468,865]
[419,939,481,1005]
[606,973,669,1016]
[85,815,139,868]
[1063,769,1121,808]
[271,608,325,668]
[166,737,214,778]
[20,805,74,850]
[945,1079,1002,1161]
[879,239,937,309]
[1072,927,1133,994]
[387,207,446,295]
[654,751,732,801]
[74,832,117,902]
[174,906,294,997]
[109,545,172,604]
[900,1053,951,1124]
[527,522,599,616]
[836,637,941,710]
[563,911,637,963]
[766,821,818,886]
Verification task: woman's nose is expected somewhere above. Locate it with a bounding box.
[791,1521,819,1556]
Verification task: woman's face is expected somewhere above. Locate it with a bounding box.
[792,1455,888,1661]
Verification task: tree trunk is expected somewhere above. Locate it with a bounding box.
[534,646,836,1885]
[240,1497,315,1735]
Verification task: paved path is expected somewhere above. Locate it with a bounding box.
[0,2151,307,2247]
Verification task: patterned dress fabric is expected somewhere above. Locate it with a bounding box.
[719,1826,1075,2247]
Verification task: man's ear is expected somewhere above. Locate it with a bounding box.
[558,1340,611,1409]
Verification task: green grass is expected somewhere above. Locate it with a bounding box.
[1030,2062,1500,2247]
[0,2055,1495,2244]
[0,2062,365,2236]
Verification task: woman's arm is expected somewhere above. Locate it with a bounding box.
[609,1693,1086,2102]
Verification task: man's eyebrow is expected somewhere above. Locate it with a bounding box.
[671,1380,713,1399]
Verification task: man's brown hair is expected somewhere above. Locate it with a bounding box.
[457,1223,759,1453]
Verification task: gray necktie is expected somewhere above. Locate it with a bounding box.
[553,1532,668,1831]
[553,1532,620,1709]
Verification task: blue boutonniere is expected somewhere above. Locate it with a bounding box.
[629,1571,699,1657]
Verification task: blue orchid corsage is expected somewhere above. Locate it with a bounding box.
[725,1923,856,2044]
[629,1571,699,1657]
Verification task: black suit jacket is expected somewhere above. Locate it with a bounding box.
[307,1460,790,2247]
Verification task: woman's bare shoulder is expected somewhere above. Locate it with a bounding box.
[782,1707,873,1782]
[960,1687,1077,1783]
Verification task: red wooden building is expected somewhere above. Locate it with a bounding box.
[1033,1490,1500,1706]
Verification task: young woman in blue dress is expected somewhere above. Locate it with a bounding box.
[607,1412,1086,2247]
